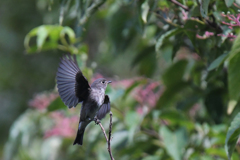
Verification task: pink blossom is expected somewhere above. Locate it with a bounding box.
[128,80,162,111]
[137,107,143,115]
[221,12,240,27]
[111,78,162,114]
[29,93,58,110]
[182,10,188,21]
[217,33,237,38]
[44,112,78,138]
[234,2,240,9]
[205,31,214,36]
[219,11,240,40]
[217,33,237,41]
[196,31,214,39]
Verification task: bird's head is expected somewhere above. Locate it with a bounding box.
[91,78,112,90]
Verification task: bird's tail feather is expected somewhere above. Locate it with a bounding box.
[73,128,85,145]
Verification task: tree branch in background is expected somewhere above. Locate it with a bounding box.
[169,0,189,11]
[95,112,114,160]
[79,0,107,25]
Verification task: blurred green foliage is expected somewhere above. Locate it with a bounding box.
[2,0,240,160]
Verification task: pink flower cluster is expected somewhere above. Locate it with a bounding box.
[217,33,237,40]
[44,112,78,138]
[221,12,240,29]
[219,7,240,40]
[111,78,162,115]
[133,81,161,108]
[196,31,214,39]
[29,92,58,110]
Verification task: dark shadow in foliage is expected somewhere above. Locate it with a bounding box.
[131,46,157,77]
[204,88,225,124]
[108,6,138,53]
[118,139,160,159]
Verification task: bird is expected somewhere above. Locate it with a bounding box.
[56,54,111,145]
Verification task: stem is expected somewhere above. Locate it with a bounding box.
[79,0,106,25]
[169,0,189,11]
[98,122,108,142]
[108,111,114,160]
[153,12,182,28]
[95,112,114,160]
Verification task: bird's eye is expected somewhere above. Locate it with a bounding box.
[101,81,105,84]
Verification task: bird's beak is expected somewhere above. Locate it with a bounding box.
[108,81,112,84]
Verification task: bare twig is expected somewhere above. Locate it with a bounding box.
[153,11,181,28]
[79,0,107,25]
[98,122,108,142]
[95,112,114,160]
[108,111,114,160]
[169,0,189,11]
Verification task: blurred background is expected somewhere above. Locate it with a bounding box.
[1,0,240,159]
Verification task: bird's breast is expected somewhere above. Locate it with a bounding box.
[90,89,105,107]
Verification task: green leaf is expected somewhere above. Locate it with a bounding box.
[132,46,157,77]
[142,155,160,160]
[206,148,228,159]
[162,60,188,87]
[25,42,58,53]
[160,127,188,160]
[227,34,240,109]
[208,53,228,71]
[156,81,189,108]
[47,97,67,112]
[184,19,205,54]
[24,28,38,49]
[109,7,137,52]
[141,0,149,23]
[24,25,76,53]
[228,51,240,102]
[60,26,76,43]
[4,110,41,160]
[125,111,142,143]
[200,0,210,18]
[160,110,194,130]
[37,26,49,50]
[225,112,240,159]
[41,137,62,160]
[125,111,141,129]
[48,26,63,43]
[155,28,183,53]
[225,0,234,7]
[228,33,240,60]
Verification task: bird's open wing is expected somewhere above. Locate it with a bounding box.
[97,95,111,120]
[57,55,90,108]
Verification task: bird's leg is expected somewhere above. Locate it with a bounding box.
[94,116,101,125]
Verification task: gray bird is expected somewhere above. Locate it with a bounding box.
[56,55,111,145]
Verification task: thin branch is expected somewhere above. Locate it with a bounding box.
[108,111,114,160]
[153,11,182,28]
[79,0,106,25]
[169,0,189,11]
[98,122,108,142]
[95,112,114,160]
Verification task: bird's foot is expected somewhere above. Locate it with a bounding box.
[94,116,101,125]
